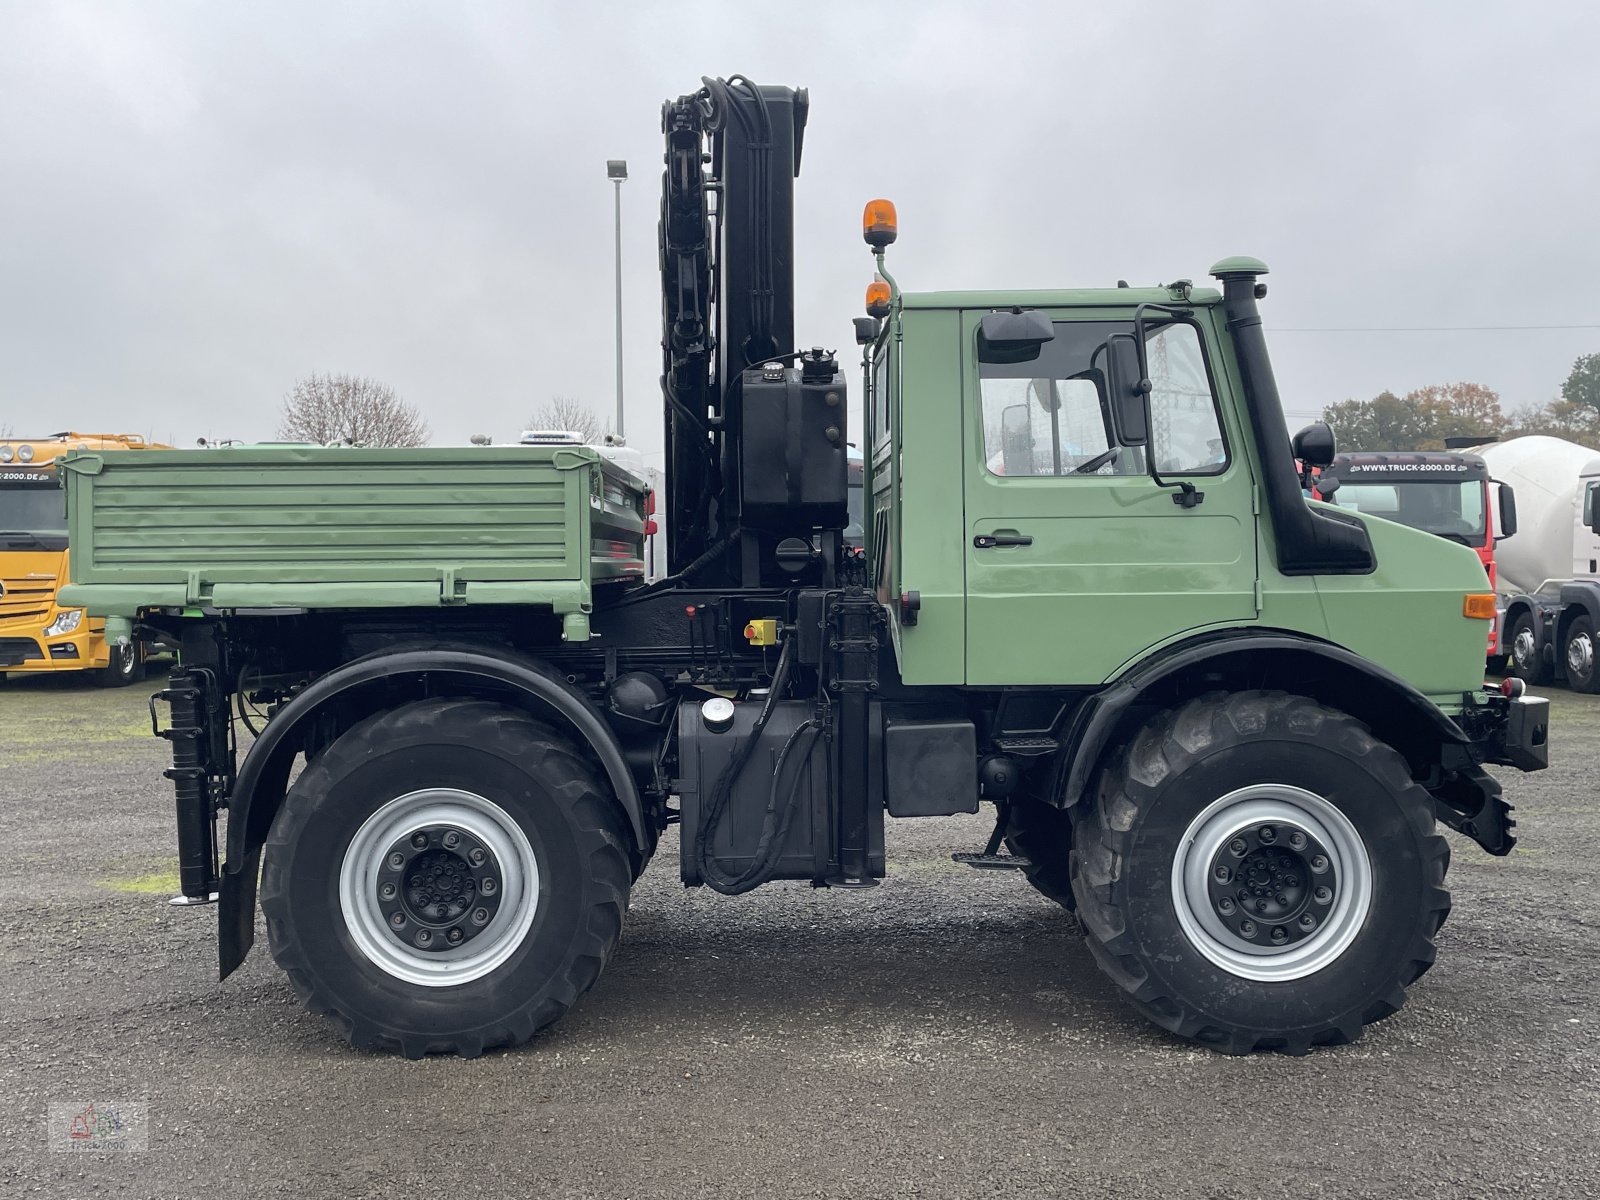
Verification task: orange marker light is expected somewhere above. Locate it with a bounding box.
[863,198,898,248]
[865,279,892,319]
[1463,593,1497,620]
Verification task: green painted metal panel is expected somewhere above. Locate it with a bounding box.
[58,446,643,621]
[958,306,1259,686]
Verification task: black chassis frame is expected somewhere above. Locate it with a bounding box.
[142,589,1542,980]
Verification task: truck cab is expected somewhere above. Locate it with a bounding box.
[0,432,167,685]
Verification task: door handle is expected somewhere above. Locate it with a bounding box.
[973,532,1033,549]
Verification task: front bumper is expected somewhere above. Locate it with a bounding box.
[0,624,110,673]
[1431,693,1549,857]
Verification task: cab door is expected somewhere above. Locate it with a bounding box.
[962,312,1258,686]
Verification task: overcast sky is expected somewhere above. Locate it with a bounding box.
[3,1,1598,460]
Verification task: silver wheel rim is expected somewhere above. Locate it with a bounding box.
[1171,784,1372,982]
[1513,625,1537,670]
[338,788,540,987]
[1567,631,1593,679]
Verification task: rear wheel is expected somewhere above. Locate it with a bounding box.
[1508,612,1551,685]
[261,698,632,1058]
[1564,616,1599,693]
[1004,797,1075,910]
[1071,690,1450,1054]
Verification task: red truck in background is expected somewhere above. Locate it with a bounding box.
[1313,450,1518,667]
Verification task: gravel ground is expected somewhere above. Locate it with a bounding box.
[1,671,1597,1198]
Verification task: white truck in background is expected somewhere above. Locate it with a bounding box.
[1482,435,1600,691]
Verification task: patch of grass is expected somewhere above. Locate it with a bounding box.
[100,867,182,895]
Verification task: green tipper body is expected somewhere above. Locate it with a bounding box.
[57,444,645,640]
[867,285,1492,713]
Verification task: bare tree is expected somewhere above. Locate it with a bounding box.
[527,395,607,444]
[277,373,430,447]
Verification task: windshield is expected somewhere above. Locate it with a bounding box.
[1327,480,1487,542]
[0,472,68,549]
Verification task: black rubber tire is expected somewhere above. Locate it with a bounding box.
[1070,690,1451,1055]
[1508,612,1552,685]
[1563,616,1600,694]
[260,698,632,1058]
[93,642,144,688]
[1004,797,1075,911]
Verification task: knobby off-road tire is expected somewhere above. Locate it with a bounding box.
[1070,690,1451,1055]
[1004,797,1075,911]
[261,698,632,1058]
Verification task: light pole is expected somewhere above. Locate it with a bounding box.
[606,160,627,441]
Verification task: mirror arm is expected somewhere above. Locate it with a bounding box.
[1130,302,1204,507]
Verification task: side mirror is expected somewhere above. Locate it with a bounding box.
[1292,421,1336,469]
[978,308,1055,364]
[1316,474,1341,497]
[1496,482,1518,540]
[1104,334,1149,447]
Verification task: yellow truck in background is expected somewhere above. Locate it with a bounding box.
[1,432,170,685]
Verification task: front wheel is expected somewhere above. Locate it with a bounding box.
[93,641,144,688]
[260,698,632,1057]
[1564,616,1599,693]
[1071,690,1450,1054]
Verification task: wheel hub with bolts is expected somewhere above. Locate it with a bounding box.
[1568,630,1593,678]
[1206,823,1336,949]
[338,787,541,987]
[1172,784,1373,982]
[1513,626,1537,671]
[374,826,502,952]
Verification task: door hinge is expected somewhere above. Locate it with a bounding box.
[1254,578,1264,613]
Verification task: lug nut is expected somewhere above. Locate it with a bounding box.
[1288,831,1307,850]
[472,907,490,925]
[390,912,406,928]
[481,878,497,896]
[1256,898,1269,912]
[416,930,433,947]
[1314,885,1332,904]
[443,831,460,849]
[1284,876,1299,888]
[1229,838,1248,856]
[1270,926,1288,943]
[388,852,405,870]
[1214,865,1232,883]
[380,882,397,900]
[411,833,429,850]
[1310,855,1329,873]
[1299,914,1317,930]
[1239,920,1257,937]
[469,847,486,865]
[1218,898,1236,914]
[447,928,464,944]
[1275,893,1288,906]
[1258,825,1277,844]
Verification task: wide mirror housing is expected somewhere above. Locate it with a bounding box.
[1292,421,1337,469]
[977,309,1055,364]
[1104,333,1150,448]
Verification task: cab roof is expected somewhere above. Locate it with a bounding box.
[899,284,1221,311]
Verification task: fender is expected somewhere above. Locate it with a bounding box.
[217,643,645,979]
[1050,628,1470,815]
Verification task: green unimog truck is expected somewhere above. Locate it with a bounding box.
[60,77,1546,1058]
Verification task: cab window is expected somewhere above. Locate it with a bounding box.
[978,320,1227,477]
